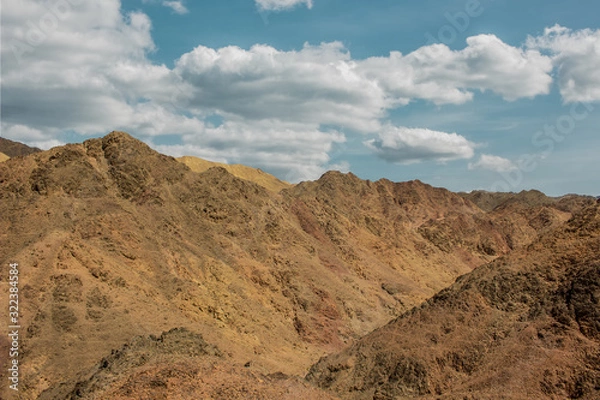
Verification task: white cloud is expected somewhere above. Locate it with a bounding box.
[0,0,345,181]
[174,42,386,133]
[162,1,189,14]
[359,35,553,106]
[1,0,164,134]
[0,1,596,182]
[255,0,313,12]
[141,0,189,15]
[527,25,600,103]
[468,154,517,173]
[155,119,346,182]
[365,126,476,164]
[0,123,64,150]
[172,36,553,133]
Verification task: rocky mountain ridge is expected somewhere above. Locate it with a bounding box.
[0,137,41,158]
[0,131,596,399]
[307,202,600,399]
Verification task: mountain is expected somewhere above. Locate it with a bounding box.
[0,132,594,399]
[459,190,595,251]
[178,155,291,192]
[460,189,595,214]
[0,136,42,157]
[307,203,600,399]
[40,328,338,400]
[0,152,9,162]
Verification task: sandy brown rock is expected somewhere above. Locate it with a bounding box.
[307,204,600,399]
[178,155,291,193]
[37,327,338,400]
[459,190,595,250]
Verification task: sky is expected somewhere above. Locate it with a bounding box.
[1,0,599,196]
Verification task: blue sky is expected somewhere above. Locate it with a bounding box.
[2,0,599,195]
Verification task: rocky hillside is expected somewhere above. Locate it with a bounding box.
[0,132,594,399]
[458,190,595,252]
[0,137,41,158]
[460,190,595,214]
[307,203,600,399]
[0,152,9,162]
[39,327,338,400]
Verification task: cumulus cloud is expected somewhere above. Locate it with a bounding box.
[0,0,348,181]
[527,25,600,103]
[155,119,346,182]
[255,0,313,12]
[1,0,597,182]
[359,35,553,105]
[0,123,64,150]
[1,0,166,134]
[141,0,189,14]
[174,42,386,132]
[162,1,189,14]
[468,154,517,173]
[365,126,476,164]
[0,0,199,141]
[172,36,554,132]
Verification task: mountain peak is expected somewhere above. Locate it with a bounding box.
[104,130,138,141]
[92,131,157,159]
[318,170,360,181]
[0,131,188,200]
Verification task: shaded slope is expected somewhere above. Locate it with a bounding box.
[460,190,594,217]
[178,155,291,193]
[458,190,515,212]
[459,190,594,251]
[307,204,600,399]
[460,189,558,212]
[0,136,42,157]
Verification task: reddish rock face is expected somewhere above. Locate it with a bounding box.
[308,204,600,400]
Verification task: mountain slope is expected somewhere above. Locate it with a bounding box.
[178,155,291,193]
[457,190,595,252]
[0,136,42,157]
[307,203,600,399]
[0,132,593,399]
[40,327,338,400]
[0,152,9,162]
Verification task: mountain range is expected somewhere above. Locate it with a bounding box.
[0,132,597,399]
